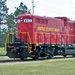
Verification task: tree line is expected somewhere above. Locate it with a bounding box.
[0,0,31,47]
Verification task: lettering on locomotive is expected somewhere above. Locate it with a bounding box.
[37,26,60,32]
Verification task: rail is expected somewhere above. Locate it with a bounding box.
[20,32,32,53]
[5,32,32,52]
[4,32,75,51]
[21,32,32,44]
[34,32,75,45]
[4,33,15,50]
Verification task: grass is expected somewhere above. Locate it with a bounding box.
[0,47,6,55]
[0,59,75,75]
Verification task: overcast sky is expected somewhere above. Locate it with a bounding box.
[6,0,75,20]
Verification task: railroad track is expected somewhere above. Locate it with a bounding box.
[0,55,75,64]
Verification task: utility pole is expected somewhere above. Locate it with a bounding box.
[32,0,34,14]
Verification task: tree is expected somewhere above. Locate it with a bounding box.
[0,2,30,47]
[0,0,8,47]
[14,2,31,17]
[6,2,31,33]
[0,0,8,33]
[7,13,16,33]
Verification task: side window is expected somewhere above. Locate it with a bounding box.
[35,18,40,23]
[35,18,48,24]
[44,20,48,24]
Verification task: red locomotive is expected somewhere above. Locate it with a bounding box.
[5,14,75,60]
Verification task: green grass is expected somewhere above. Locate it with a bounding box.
[0,47,6,55]
[0,59,75,75]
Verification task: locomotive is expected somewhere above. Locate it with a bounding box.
[5,14,75,60]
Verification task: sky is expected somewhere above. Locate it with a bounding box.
[6,0,75,20]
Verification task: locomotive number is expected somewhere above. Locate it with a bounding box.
[24,19,32,22]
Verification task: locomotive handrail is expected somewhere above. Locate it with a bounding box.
[21,32,32,53]
[27,32,32,44]
[34,32,75,46]
[5,33,9,44]
[5,32,75,50]
[27,32,32,52]
[21,32,32,44]
[4,33,9,50]
[5,32,32,44]
[4,32,15,50]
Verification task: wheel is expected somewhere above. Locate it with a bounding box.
[20,50,24,61]
[32,52,38,60]
[46,47,54,59]
[73,55,75,57]
[63,55,66,58]
[20,57,24,60]
[32,49,39,60]
[20,49,24,61]
[20,48,29,60]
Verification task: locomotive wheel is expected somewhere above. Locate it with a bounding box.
[63,55,66,58]
[31,49,39,60]
[32,52,38,60]
[73,55,75,57]
[20,52,24,60]
[20,49,24,61]
[46,47,53,59]
[20,57,24,60]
